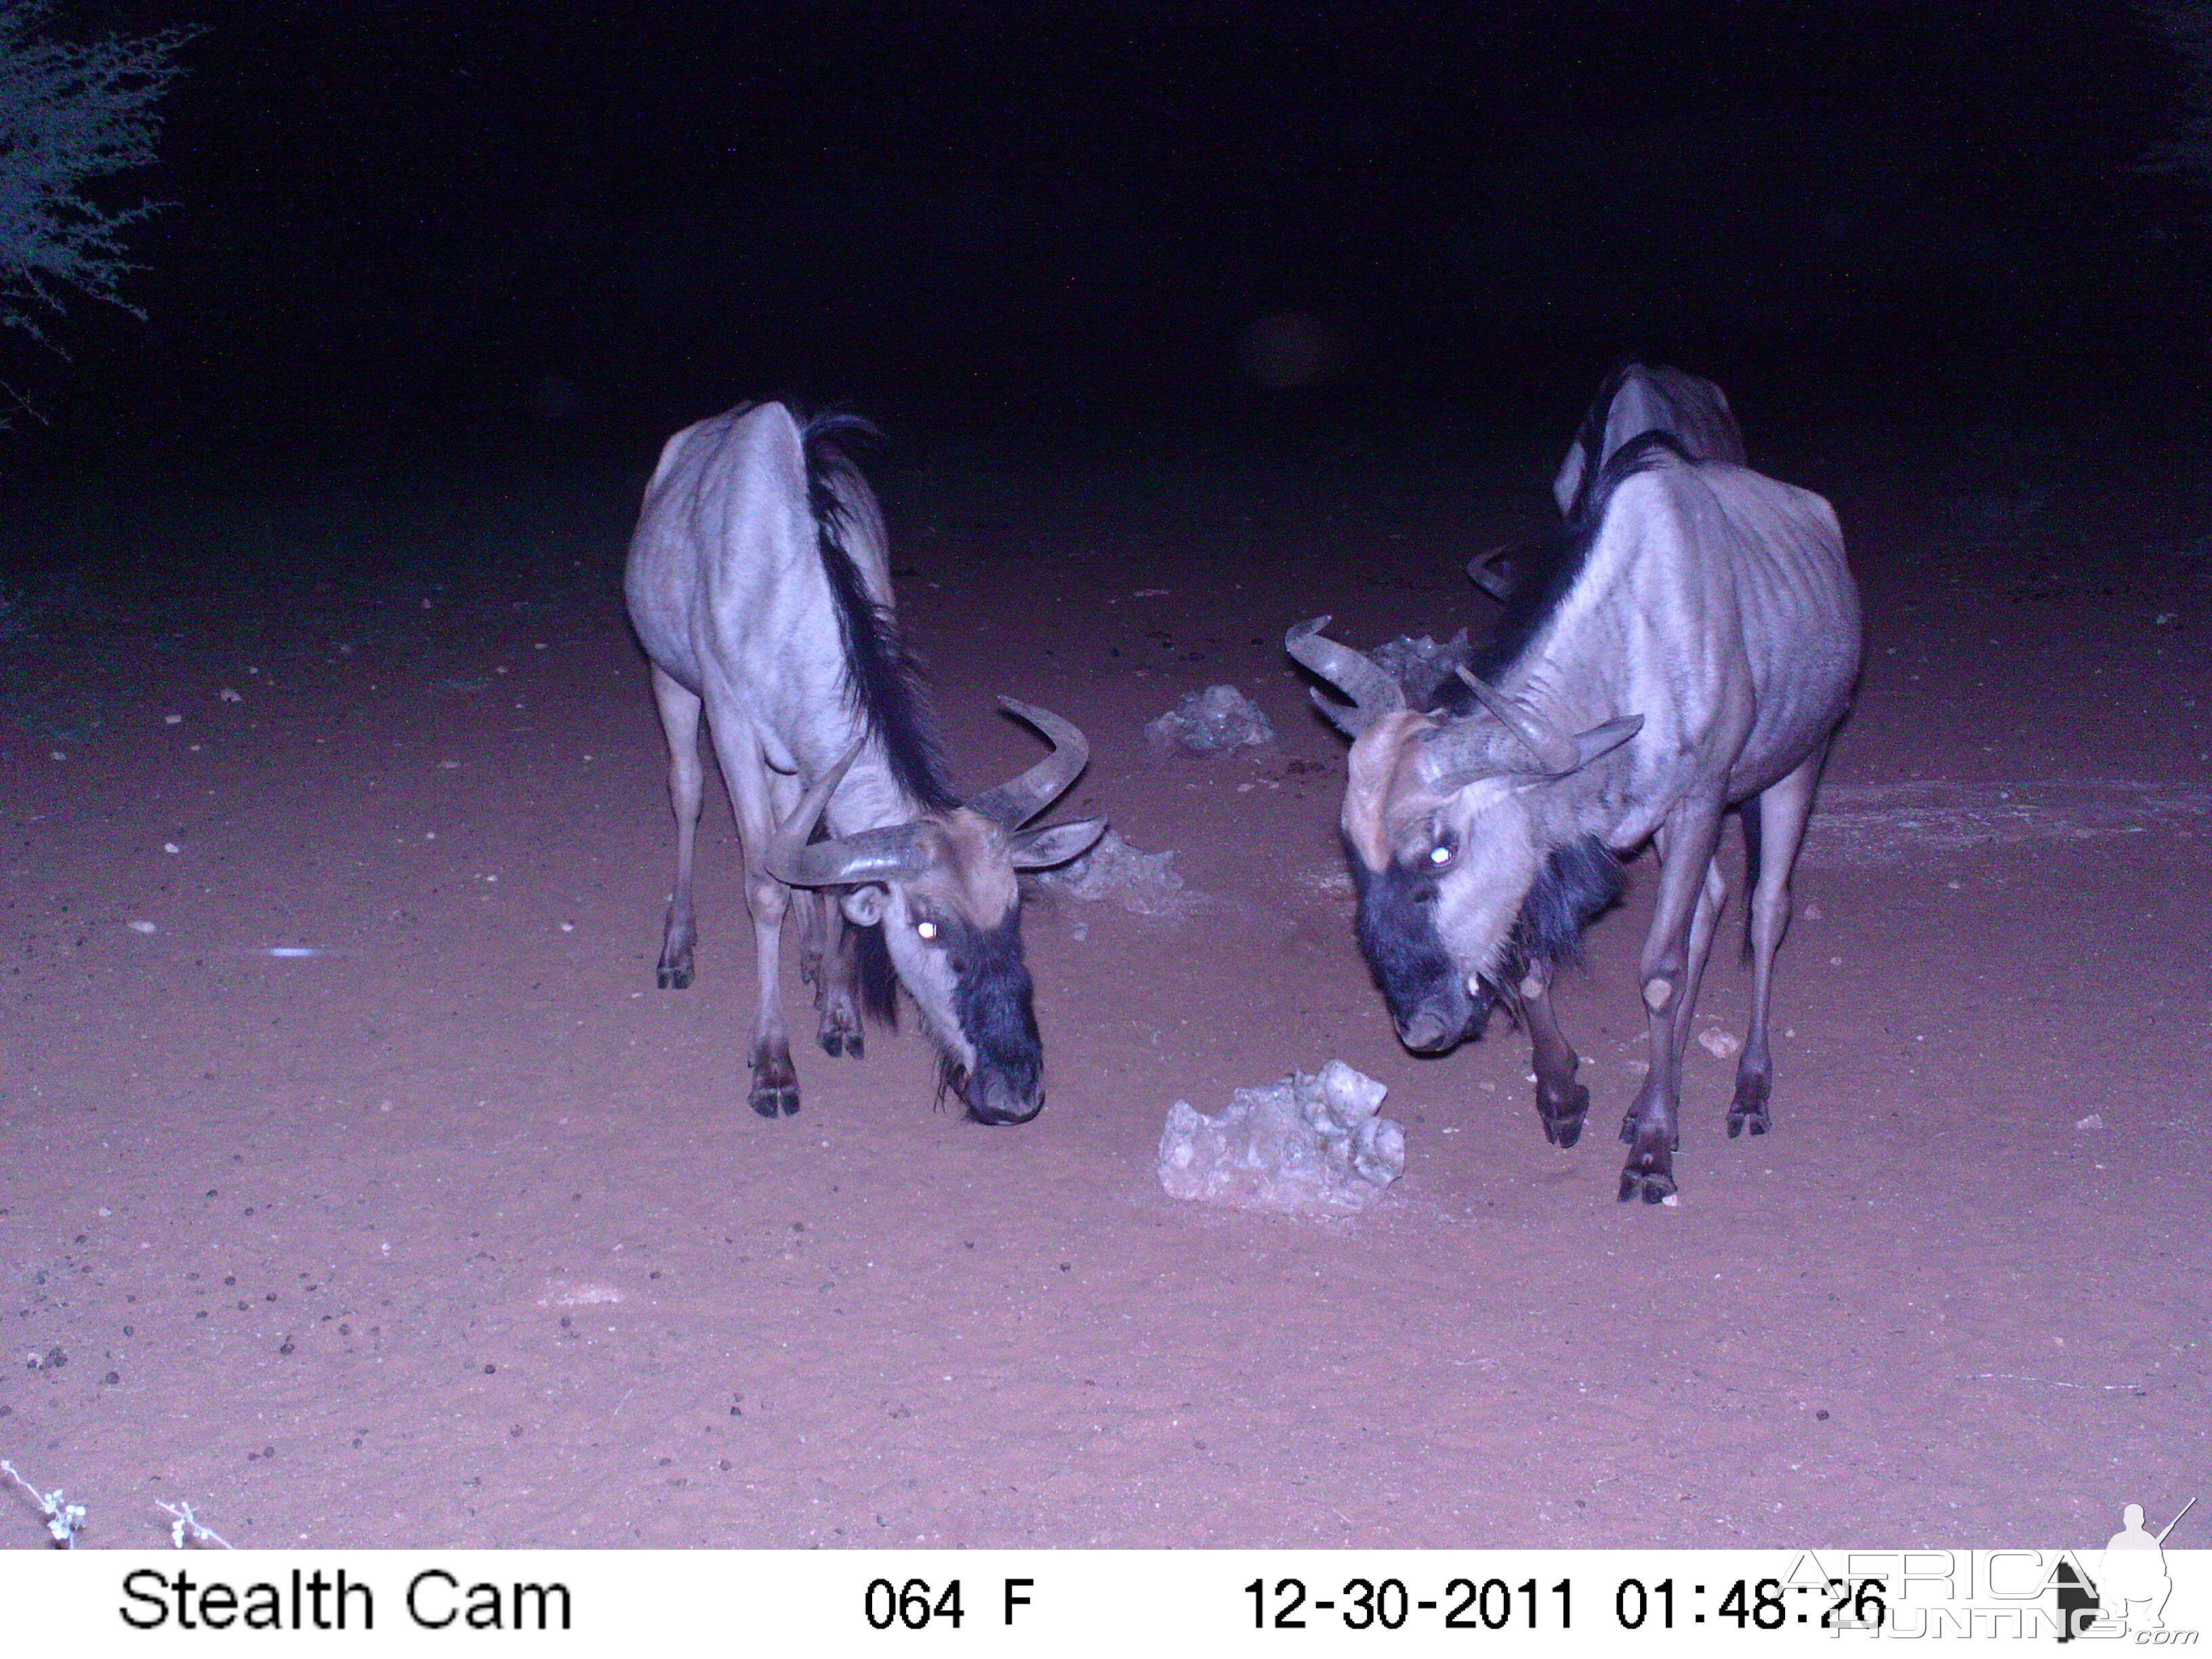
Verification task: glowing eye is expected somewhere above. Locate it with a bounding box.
[1427,844,1452,866]
[916,920,939,942]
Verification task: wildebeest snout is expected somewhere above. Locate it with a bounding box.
[964,1069,1044,1126]
[1397,1006,1456,1053]
[1395,978,1496,1055]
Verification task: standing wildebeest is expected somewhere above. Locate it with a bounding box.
[624,402,1105,1124]
[1470,361,1748,600]
[1292,432,1860,1202]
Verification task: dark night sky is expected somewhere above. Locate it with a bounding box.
[15,0,2211,463]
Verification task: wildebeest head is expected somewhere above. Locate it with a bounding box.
[1288,617,1640,1054]
[769,700,1104,1125]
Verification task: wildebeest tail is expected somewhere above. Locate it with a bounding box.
[802,409,961,813]
[1739,800,1762,965]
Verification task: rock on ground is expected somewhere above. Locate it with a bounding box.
[1145,684,1276,755]
[1368,630,1473,707]
[1159,1059,1406,1215]
[1036,829,1190,916]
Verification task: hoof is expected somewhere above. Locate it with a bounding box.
[1618,1166,1678,1204]
[748,1084,800,1119]
[1618,1132,1677,1204]
[748,1046,800,1119]
[656,962,693,991]
[817,1004,863,1059]
[1727,1080,1771,1139]
[1536,1081,1589,1149]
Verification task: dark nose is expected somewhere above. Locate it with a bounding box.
[1398,1007,1456,1053]
[965,1073,1043,1126]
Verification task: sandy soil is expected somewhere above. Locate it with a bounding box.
[1,416,2206,1549]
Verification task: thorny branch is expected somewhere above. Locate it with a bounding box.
[0,0,192,405]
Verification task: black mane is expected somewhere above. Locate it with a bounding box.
[1438,428,1688,716]
[1432,433,1669,977]
[801,407,961,814]
[1504,834,1627,979]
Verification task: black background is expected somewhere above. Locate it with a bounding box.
[8,0,2207,472]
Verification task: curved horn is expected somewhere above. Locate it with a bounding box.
[1307,685,1364,739]
[966,699,1090,829]
[1284,615,1404,737]
[1466,546,1512,603]
[766,741,936,888]
[1425,668,1647,785]
[1455,667,1579,773]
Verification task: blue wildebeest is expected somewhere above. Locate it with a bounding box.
[1470,361,1746,599]
[1292,432,1860,1202]
[623,402,1105,1124]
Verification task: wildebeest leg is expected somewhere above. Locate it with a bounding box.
[1618,805,1724,1204]
[797,886,827,988]
[806,895,864,1059]
[710,708,801,1118]
[649,666,704,991]
[1667,854,1730,1068]
[784,779,864,1059]
[1730,755,1820,1139]
[1519,964,1588,1147]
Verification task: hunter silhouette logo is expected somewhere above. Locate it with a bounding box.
[2057,1496,2196,1641]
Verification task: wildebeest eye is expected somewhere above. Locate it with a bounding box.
[1425,840,1455,869]
[915,919,940,943]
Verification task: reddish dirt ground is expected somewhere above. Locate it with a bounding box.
[2,417,2207,1549]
